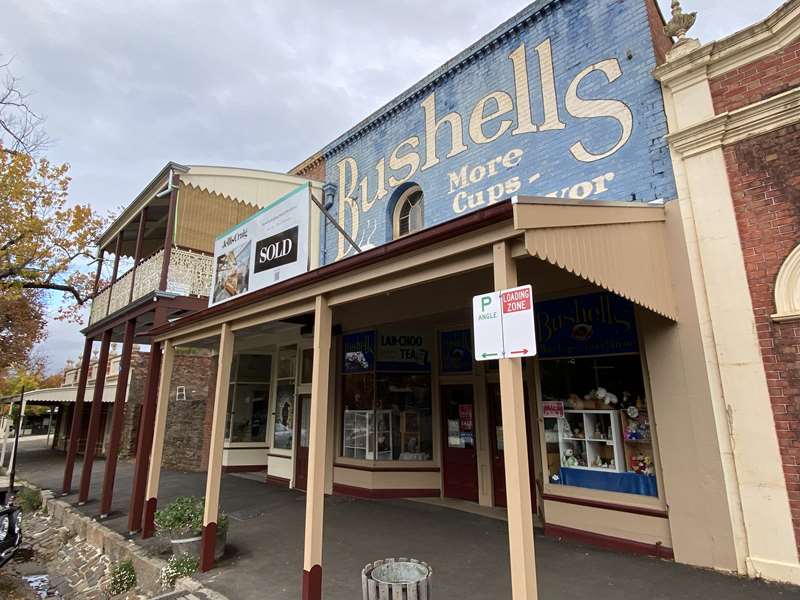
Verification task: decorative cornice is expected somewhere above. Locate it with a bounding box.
[667,87,800,158]
[655,0,800,86]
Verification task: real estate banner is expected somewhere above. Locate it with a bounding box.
[209,183,310,306]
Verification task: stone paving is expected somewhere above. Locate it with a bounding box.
[13,438,800,600]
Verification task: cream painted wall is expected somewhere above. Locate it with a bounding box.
[544,500,672,548]
[656,35,800,583]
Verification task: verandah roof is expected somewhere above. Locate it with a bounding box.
[149,197,678,344]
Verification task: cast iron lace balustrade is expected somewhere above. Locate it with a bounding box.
[88,248,213,325]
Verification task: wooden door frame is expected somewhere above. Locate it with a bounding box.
[439,381,479,502]
[486,373,538,512]
[292,341,314,490]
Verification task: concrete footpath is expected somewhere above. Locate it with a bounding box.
[12,438,800,599]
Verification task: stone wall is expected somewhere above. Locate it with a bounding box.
[161,350,218,472]
[119,353,149,461]
[36,489,166,597]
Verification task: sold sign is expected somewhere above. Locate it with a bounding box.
[472,284,537,360]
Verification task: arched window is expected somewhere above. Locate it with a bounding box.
[773,243,800,321]
[393,185,424,239]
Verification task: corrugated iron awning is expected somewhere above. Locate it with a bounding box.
[513,197,677,320]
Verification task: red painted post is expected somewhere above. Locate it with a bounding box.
[78,329,113,504]
[128,338,164,534]
[99,318,136,517]
[62,337,94,495]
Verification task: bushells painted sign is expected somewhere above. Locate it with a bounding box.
[322,0,676,263]
[209,184,310,306]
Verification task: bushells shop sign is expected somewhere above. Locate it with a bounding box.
[210,183,310,306]
[322,0,676,262]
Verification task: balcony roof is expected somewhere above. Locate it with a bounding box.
[98,163,319,254]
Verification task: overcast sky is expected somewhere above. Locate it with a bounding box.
[1,0,785,373]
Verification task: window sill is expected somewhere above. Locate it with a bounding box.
[335,458,439,472]
[542,481,666,516]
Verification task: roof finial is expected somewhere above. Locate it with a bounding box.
[664,1,700,60]
[664,0,697,41]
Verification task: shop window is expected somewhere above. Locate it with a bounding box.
[537,292,658,498]
[273,345,297,450]
[393,186,424,238]
[439,329,473,374]
[341,330,433,461]
[300,348,314,385]
[226,353,271,444]
[541,355,657,497]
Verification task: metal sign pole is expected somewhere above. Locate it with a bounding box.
[8,388,25,497]
[0,413,7,469]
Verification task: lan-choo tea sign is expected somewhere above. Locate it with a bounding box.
[472,284,537,360]
[210,183,310,306]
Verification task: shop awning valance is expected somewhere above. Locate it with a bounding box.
[513,197,677,320]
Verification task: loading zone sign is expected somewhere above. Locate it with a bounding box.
[472,285,537,360]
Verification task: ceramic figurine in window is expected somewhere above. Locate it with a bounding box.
[621,391,635,409]
[625,420,642,440]
[573,426,584,439]
[593,423,605,439]
[563,448,579,467]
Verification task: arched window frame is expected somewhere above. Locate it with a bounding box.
[773,243,800,322]
[392,185,424,239]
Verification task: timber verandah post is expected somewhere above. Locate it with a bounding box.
[127,308,167,533]
[301,295,332,600]
[62,336,94,495]
[142,338,175,538]
[63,247,105,495]
[78,328,113,504]
[199,324,234,571]
[100,318,136,517]
[493,240,538,600]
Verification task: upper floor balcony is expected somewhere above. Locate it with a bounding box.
[88,247,213,325]
[85,162,319,336]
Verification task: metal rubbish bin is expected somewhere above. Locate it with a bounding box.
[362,557,432,599]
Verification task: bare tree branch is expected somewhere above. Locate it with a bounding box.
[21,281,88,304]
[0,56,50,154]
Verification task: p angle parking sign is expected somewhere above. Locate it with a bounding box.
[472,284,536,360]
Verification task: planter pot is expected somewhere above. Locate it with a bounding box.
[169,527,227,561]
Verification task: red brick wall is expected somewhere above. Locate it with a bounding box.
[710,39,800,114]
[645,0,673,66]
[723,123,800,549]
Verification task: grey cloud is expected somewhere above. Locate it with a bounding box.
[0,0,782,372]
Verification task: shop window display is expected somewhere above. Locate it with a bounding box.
[341,331,433,462]
[541,354,658,497]
[273,345,297,450]
[225,354,270,443]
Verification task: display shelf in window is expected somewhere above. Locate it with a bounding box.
[557,410,625,472]
[620,407,656,476]
[342,409,393,460]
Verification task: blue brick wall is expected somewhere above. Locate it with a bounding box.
[320,0,676,264]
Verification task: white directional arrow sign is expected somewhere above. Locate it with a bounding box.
[472,284,536,360]
[472,291,503,360]
[500,285,536,358]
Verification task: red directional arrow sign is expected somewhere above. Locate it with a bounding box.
[500,285,537,357]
